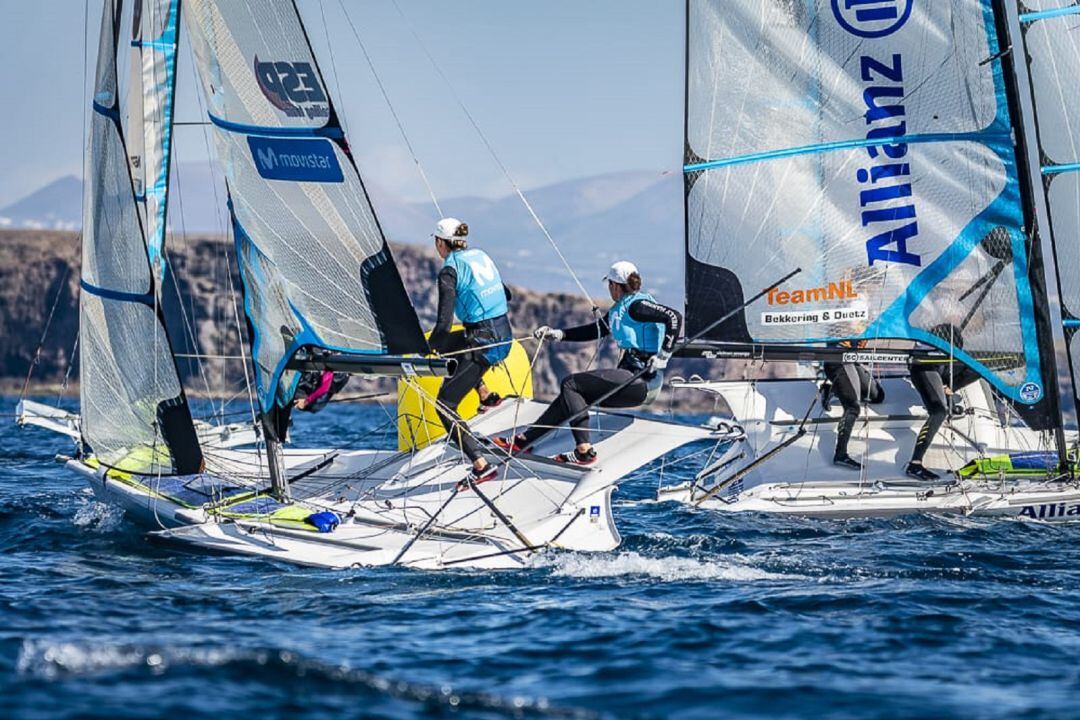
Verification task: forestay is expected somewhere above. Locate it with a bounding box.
[80,0,202,475]
[1016,2,1080,407]
[684,0,1053,411]
[127,0,180,281]
[182,0,427,412]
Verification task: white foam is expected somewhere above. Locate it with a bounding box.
[72,500,124,532]
[539,551,799,582]
[16,640,249,679]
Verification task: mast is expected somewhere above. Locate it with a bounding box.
[995,0,1072,467]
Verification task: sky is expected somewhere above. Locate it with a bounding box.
[0,0,685,210]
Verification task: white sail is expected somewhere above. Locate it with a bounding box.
[80,0,202,475]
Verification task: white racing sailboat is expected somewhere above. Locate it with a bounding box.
[17,0,716,568]
[659,0,1080,520]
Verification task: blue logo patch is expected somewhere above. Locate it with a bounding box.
[248,136,343,183]
[1019,382,1043,403]
[832,0,913,39]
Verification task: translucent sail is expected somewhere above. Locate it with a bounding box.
[1017,2,1080,405]
[80,0,202,475]
[127,0,181,281]
[182,0,427,412]
[684,0,1050,407]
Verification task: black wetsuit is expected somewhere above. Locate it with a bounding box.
[823,359,882,461]
[909,362,981,464]
[429,265,512,463]
[520,298,682,448]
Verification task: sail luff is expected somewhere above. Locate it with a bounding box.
[80,0,202,475]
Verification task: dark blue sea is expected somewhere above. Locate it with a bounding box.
[2,395,1078,720]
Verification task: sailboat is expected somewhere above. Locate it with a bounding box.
[658,0,1080,520]
[17,0,715,568]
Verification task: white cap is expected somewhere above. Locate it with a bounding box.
[603,260,638,285]
[434,217,468,241]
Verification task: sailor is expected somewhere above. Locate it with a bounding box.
[821,340,884,470]
[495,260,681,465]
[906,328,981,481]
[293,370,349,413]
[429,217,514,483]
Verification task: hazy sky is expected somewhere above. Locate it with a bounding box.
[0,0,684,209]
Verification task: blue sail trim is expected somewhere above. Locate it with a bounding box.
[864,0,1044,404]
[143,0,180,282]
[1019,6,1080,23]
[80,279,154,306]
[684,131,1013,173]
[208,113,344,139]
[1044,163,1080,175]
[1064,319,1080,329]
[92,100,120,121]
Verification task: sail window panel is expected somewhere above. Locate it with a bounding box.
[183,0,330,130]
[1048,172,1080,317]
[213,130,384,352]
[1024,12,1080,165]
[82,111,153,296]
[687,0,1000,163]
[80,293,184,474]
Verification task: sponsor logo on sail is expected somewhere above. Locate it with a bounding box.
[767,280,858,306]
[761,306,868,327]
[832,1,922,268]
[255,57,330,120]
[831,0,913,39]
[841,351,909,365]
[1019,382,1043,403]
[1019,502,1080,520]
[247,136,344,183]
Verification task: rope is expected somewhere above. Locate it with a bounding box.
[389,0,597,308]
[19,264,71,403]
[335,0,443,217]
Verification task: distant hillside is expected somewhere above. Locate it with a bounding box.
[2,170,685,300]
[0,229,733,408]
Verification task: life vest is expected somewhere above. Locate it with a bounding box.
[443,248,508,324]
[609,291,663,353]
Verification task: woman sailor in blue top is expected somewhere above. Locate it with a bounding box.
[428,218,514,483]
[496,261,682,465]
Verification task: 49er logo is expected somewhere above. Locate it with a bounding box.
[255,57,329,120]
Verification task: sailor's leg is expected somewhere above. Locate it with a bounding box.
[568,369,647,446]
[910,368,947,464]
[832,365,861,461]
[436,358,487,463]
[520,374,584,446]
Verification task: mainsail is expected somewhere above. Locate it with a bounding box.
[1015,2,1080,408]
[127,0,181,281]
[684,0,1055,412]
[80,0,202,474]
[182,0,428,413]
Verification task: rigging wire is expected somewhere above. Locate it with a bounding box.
[387,0,597,310]
[333,0,443,217]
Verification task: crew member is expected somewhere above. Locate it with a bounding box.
[293,370,349,413]
[821,340,884,470]
[428,218,514,483]
[496,260,681,465]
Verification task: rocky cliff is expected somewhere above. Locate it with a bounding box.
[1,229,733,408]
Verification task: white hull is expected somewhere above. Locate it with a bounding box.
[22,399,713,569]
[660,378,1080,522]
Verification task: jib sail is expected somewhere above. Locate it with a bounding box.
[182,0,428,412]
[80,0,202,475]
[127,0,181,282]
[1015,2,1080,408]
[684,0,1050,408]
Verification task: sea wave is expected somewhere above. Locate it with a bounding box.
[536,551,800,582]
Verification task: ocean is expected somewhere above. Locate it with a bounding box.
[2,396,1078,719]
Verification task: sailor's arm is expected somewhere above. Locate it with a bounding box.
[428,266,458,352]
[537,312,611,343]
[628,299,682,353]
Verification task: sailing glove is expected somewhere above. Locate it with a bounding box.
[534,326,564,342]
[647,351,671,372]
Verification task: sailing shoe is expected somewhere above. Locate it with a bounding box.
[457,464,498,491]
[554,447,598,466]
[477,392,503,413]
[493,435,530,454]
[833,454,862,470]
[905,463,941,482]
